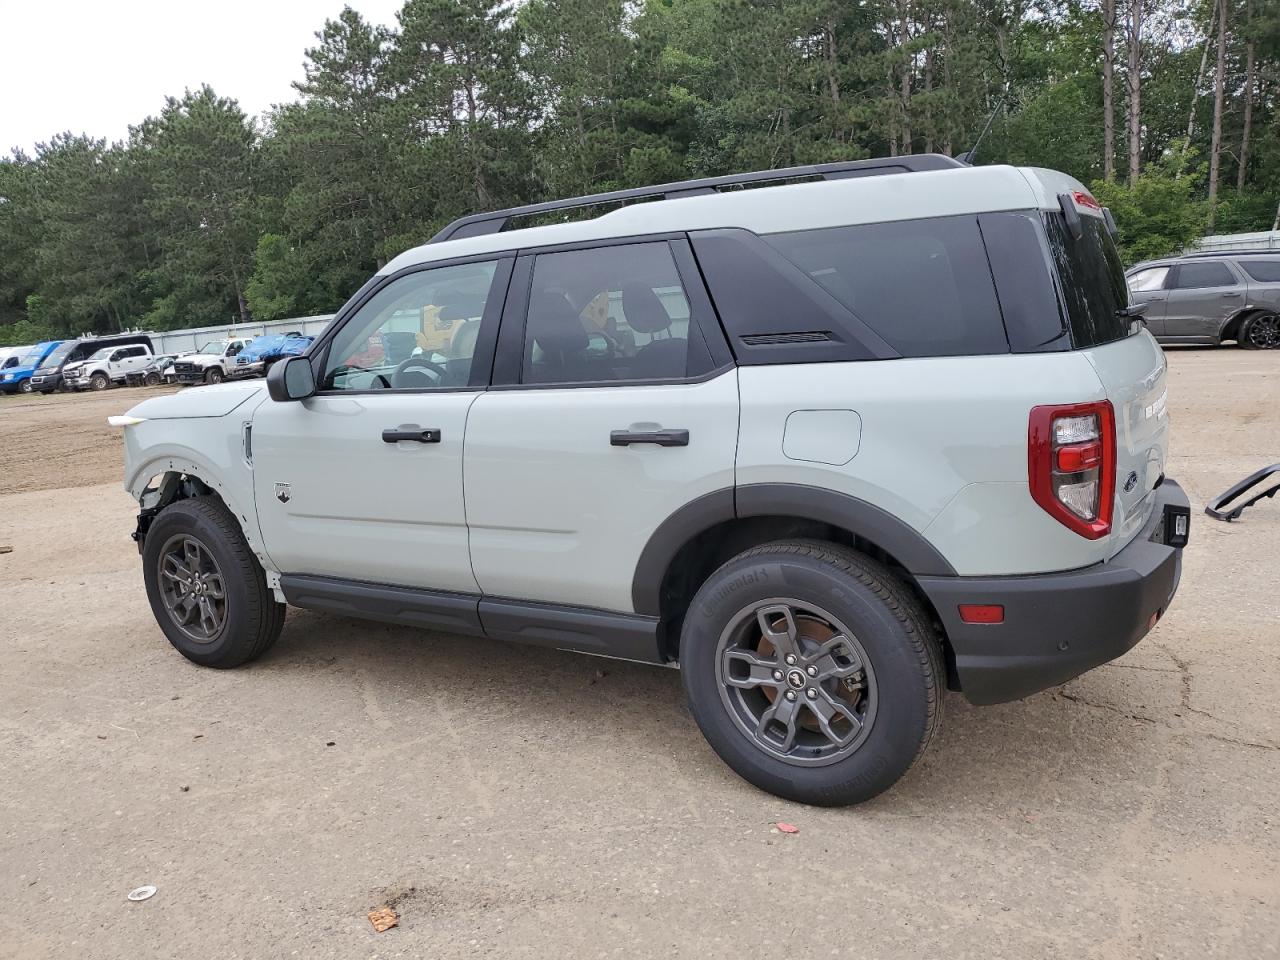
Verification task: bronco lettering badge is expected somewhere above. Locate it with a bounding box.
[274,482,292,504]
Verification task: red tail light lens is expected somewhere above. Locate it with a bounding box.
[1028,401,1116,540]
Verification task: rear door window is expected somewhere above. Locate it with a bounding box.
[1172,262,1237,289]
[1042,213,1131,348]
[1239,259,1280,283]
[764,216,1008,358]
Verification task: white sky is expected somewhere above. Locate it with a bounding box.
[0,0,405,156]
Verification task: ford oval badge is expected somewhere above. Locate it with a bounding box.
[1123,470,1139,494]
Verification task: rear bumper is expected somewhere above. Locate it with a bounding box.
[918,479,1188,705]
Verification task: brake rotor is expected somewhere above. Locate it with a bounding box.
[757,614,857,732]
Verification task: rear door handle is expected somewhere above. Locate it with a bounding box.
[382,425,441,444]
[610,428,689,447]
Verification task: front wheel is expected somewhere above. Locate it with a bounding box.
[144,372,161,386]
[204,367,224,385]
[1241,312,1280,349]
[18,379,32,394]
[142,497,285,668]
[90,372,110,391]
[680,541,943,806]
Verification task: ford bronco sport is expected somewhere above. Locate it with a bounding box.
[117,156,1189,805]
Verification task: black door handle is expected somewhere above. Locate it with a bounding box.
[382,425,441,443]
[610,428,689,447]
[1221,292,1241,298]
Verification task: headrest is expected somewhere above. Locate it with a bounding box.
[530,292,588,355]
[621,284,671,334]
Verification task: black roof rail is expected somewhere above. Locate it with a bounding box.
[429,154,965,244]
[1179,248,1279,259]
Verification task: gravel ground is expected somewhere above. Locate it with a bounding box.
[0,351,1277,959]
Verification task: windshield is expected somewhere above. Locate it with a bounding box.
[86,347,114,362]
[40,342,75,368]
[20,345,49,365]
[199,340,229,355]
[1043,213,1132,348]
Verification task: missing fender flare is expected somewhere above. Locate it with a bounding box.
[1205,464,1280,522]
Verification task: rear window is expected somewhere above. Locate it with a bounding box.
[1237,259,1280,283]
[1043,213,1131,348]
[764,216,1008,358]
[1173,262,1236,289]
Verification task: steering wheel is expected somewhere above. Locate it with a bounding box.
[391,356,448,388]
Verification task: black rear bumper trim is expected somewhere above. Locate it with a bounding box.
[918,479,1188,705]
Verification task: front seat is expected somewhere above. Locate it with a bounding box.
[622,284,686,379]
[526,292,589,383]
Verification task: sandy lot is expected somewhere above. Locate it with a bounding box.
[1,353,1277,959]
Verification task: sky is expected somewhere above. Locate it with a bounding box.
[0,0,405,156]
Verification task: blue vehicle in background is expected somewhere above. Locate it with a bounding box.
[230,333,313,379]
[0,341,64,395]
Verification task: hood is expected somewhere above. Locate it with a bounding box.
[125,380,266,420]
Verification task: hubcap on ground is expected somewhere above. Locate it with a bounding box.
[1248,314,1280,349]
[715,598,877,766]
[157,535,227,643]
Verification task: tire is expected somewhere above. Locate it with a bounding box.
[680,540,943,806]
[1240,312,1280,350]
[18,379,32,394]
[90,372,110,391]
[142,497,285,668]
[145,372,161,386]
[204,367,224,385]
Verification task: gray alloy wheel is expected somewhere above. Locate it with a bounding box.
[19,379,32,394]
[90,372,110,390]
[156,534,229,644]
[205,367,224,384]
[1244,313,1280,349]
[716,598,878,766]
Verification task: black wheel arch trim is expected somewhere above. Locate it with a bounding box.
[630,483,957,616]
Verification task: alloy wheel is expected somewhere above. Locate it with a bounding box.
[156,534,228,643]
[1247,314,1280,349]
[716,598,877,766]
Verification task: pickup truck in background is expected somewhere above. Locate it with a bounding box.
[64,344,154,391]
[229,333,313,379]
[171,338,253,385]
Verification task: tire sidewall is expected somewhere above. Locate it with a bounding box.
[205,367,223,384]
[681,549,933,804]
[91,373,109,390]
[1243,313,1279,350]
[19,379,32,394]
[142,501,261,667]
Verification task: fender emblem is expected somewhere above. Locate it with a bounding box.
[1123,471,1139,494]
[274,482,292,504]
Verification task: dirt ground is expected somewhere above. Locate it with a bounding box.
[1,352,1277,959]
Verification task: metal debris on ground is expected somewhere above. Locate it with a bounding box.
[367,906,398,932]
[127,885,157,902]
[0,546,12,554]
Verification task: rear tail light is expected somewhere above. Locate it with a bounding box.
[1028,401,1116,540]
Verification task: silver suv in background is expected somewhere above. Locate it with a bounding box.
[1126,252,1280,348]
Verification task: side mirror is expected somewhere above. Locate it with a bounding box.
[267,355,316,402]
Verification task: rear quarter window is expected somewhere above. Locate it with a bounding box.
[1237,260,1280,283]
[1043,214,1131,348]
[764,215,1009,358]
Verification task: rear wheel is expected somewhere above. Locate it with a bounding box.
[142,497,285,668]
[204,367,224,385]
[680,540,942,806]
[1241,312,1280,349]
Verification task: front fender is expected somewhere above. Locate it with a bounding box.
[122,409,273,572]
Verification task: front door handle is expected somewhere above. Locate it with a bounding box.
[610,428,689,447]
[1222,292,1242,297]
[382,425,441,444]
